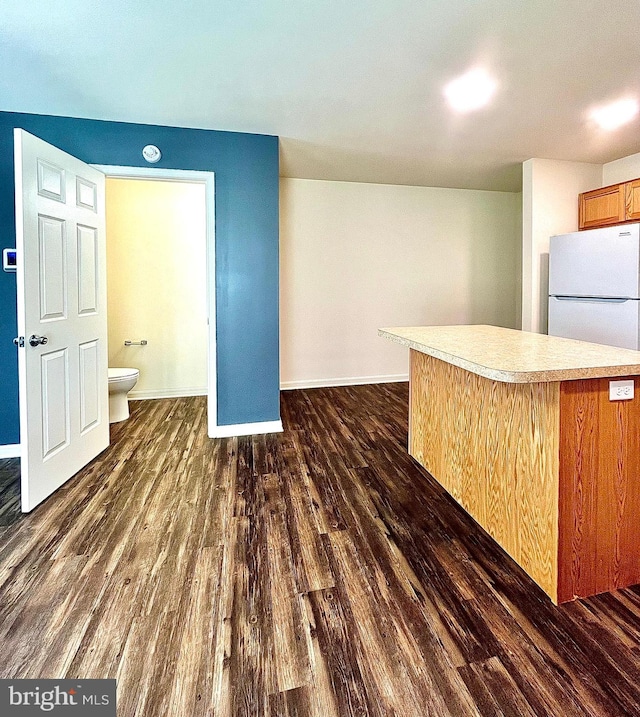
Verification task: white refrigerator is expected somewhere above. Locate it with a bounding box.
[548,223,640,350]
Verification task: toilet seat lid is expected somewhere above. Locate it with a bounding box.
[108,367,139,380]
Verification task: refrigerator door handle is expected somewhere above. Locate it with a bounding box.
[551,296,631,303]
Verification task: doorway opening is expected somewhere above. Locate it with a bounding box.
[95,166,216,437]
[106,177,207,407]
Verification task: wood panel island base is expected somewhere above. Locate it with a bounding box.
[380,325,640,604]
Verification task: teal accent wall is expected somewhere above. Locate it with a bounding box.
[0,111,280,443]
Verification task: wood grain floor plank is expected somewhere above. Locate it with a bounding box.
[275,430,334,593]
[206,516,239,717]
[307,586,374,717]
[228,459,274,717]
[264,472,310,693]
[0,458,20,528]
[459,656,539,717]
[297,591,340,717]
[114,610,164,716]
[268,685,312,717]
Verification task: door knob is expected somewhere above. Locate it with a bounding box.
[28,334,48,347]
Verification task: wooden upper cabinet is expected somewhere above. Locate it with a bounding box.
[625,179,640,221]
[579,183,625,229]
[579,177,640,230]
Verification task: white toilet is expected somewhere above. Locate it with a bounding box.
[108,368,139,423]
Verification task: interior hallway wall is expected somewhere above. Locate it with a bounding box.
[280,178,521,388]
[106,179,207,398]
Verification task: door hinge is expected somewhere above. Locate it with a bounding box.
[13,336,25,348]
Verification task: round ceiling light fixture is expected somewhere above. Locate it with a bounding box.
[589,98,639,131]
[444,68,498,113]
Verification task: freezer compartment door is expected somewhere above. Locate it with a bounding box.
[549,224,640,298]
[548,296,640,349]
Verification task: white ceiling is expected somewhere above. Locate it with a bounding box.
[2,0,640,191]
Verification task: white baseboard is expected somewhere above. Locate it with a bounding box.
[0,444,21,459]
[209,420,283,438]
[129,387,207,400]
[280,374,409,390]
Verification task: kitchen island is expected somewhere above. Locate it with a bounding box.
[380,324,640,603]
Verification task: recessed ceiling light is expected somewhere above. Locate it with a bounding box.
[443,68,498,113]
[590,98,639,130]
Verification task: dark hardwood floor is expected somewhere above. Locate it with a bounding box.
[1,384,640,716]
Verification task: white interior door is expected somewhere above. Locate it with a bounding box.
[14,129,109,512]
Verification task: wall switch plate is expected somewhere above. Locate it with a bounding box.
[609,379,634,401]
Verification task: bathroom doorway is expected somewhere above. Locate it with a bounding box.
[106,178,208,406]
[96,166,216,437]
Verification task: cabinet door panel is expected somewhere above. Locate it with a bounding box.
[579,184,625,230]
[625,179,640,221]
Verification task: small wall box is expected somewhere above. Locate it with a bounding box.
[3,249,17,272]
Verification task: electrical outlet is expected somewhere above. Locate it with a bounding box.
[609,380,634,401]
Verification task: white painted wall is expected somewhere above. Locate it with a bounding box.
[521,159,602,334]
[106,178,208,398]
[280,178,521,389]
[603,152,640,185]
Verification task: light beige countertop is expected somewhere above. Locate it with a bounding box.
[379,324,640,383]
